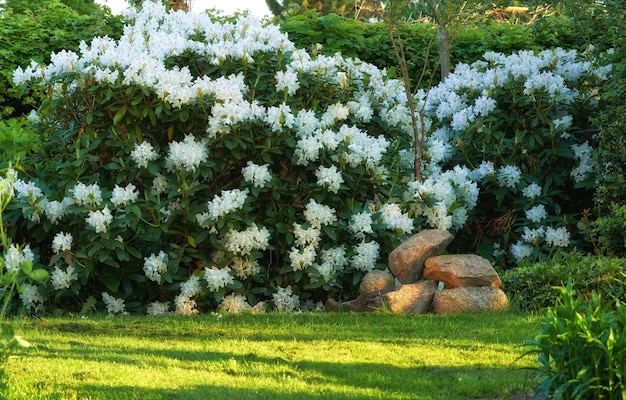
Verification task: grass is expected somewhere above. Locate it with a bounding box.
[4,311,542,400]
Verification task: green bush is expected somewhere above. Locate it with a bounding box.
[280,13,542,89]
[501,253,626,312]
[525,283,626,399]
[0,1,124,118]
[7,1,454,315]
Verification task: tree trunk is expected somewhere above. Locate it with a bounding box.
[438,23,450,81]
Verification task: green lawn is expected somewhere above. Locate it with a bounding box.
[5,311,542,400]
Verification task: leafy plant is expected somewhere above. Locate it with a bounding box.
[501,253,626,312]
[525,283,626,399]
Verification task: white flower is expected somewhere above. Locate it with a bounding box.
[315,165,344,194]
[219,293,251,314]
[4,244,34,274]
[52,232,73,254]
[348,211,374,239]
[147,301,171,316]
[206,188,248,220]
[293,223,321,248]
[272,285,300,312]
[86,206,113,233]
[242,161,272,188]
[51,266,78,290]
[102,292,127,315]
[179,275,202,299]
[143,251,168,284]
[152,174,168,196]
[522,183,542,199]
[72,182,103,207]
[275,70,299,96]
[525,204,547,223]
[41,198,73,224]
[174,295,198,316]
[545,226,570,247]
[204,266,234,292]
[19,284,44,312]
[521,226,545,245]
[111,183,139,207]
[303,199,336,229]
[289,245,316,271]
[511,241,533,262]
[496,165,522,189]
[165,134,208,173]
[130,142,158,168]
[379,203,413,234]
[224,224,270,256]
[230,257,260,279]
[14,179,43,200]
[570,141,595,183]
[351,240,379,272]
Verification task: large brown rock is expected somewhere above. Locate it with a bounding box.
[381,280,438,314]
[433,286,509,314]
[423,254,502,288]
[388,229,454,283]
[359,270,396,298]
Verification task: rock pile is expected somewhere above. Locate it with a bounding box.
[337,229,509,314]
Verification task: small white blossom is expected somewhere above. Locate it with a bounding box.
[204,266,234,292]
[130,142,158,168]
[206,189,248,220]
[143,251,168,284]
[102,292,127,315]
[303,199,336,229]
[242,161,272,188]
[224,224,270,256]
[351,240,379,272]
[511,241,533,262]
[348,211,374,239]
[51,266,78,290]
[496,165,522,189]
[72,182,103,207]
[545,226,570,247]
[525,204,548,223]
[522,183,542,199]
[111,183,139,207]
[85,206,113,233]
[275,70,299,96]
[20,284,44,312]
[52,232,73,254]
[147,301,171,316]
[165,134,208,173]
[219,293,252,314]
[289,245,316,271]
[152,174,168,196]
[315,165,344,194]
[272,285,300,312]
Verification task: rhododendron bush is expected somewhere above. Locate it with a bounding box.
[6,1,611,315]
[8,1,438,314]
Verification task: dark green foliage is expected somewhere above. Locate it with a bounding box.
[280,13,540,89]
[525,283,626,399]
[266,0,382,19]
[0,117,42,164]
[590,203,626,257]
[0,1,124,118]
[2,0,99,15]
[501,253,626,312]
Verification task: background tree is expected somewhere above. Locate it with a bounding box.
[266,0,382,20]
[1,0,98,14]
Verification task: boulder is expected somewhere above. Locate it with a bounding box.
[381,280,438,314]
[388,229,454,284]
[433,286,509,314]
[423,254,502,288]
[359,270,396,298]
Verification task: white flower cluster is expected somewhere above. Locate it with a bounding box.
[20,284,44,312]
[224,224,270,256]
[218,293,251,314]
[52,232,73,254]
[315,165,344,194]
[204,266,234,292]
[102,292,127,315]
[130,142,158,168]
[379,203,414,234]
[175,275,201,316]
[72,182,103,207]
[496,165,522,189]
[570,141,595,183]
[165,134,208,173]
[351,240,380,272]
[41,198,73,224]
[85,206,113,233]
[272,285,300,312]
[242,161,272,188]
[111,183,139,207]
[230,257,260,279]
[522,182,542,200]
[511,225,571,263]
[205,189,248,221]
[51,266,78,290]
[348,211,374,239]
[4,243,34,274]
[408,166,479,231]
[147,301,171,316]
[303,199,336,229]
[143,251,168,283]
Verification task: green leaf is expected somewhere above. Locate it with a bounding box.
[20,259,33,276]
[99,277,120,293]
[29,269,49,282]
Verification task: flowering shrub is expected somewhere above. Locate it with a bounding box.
[8,1,456,315]
[422,48,611,266]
